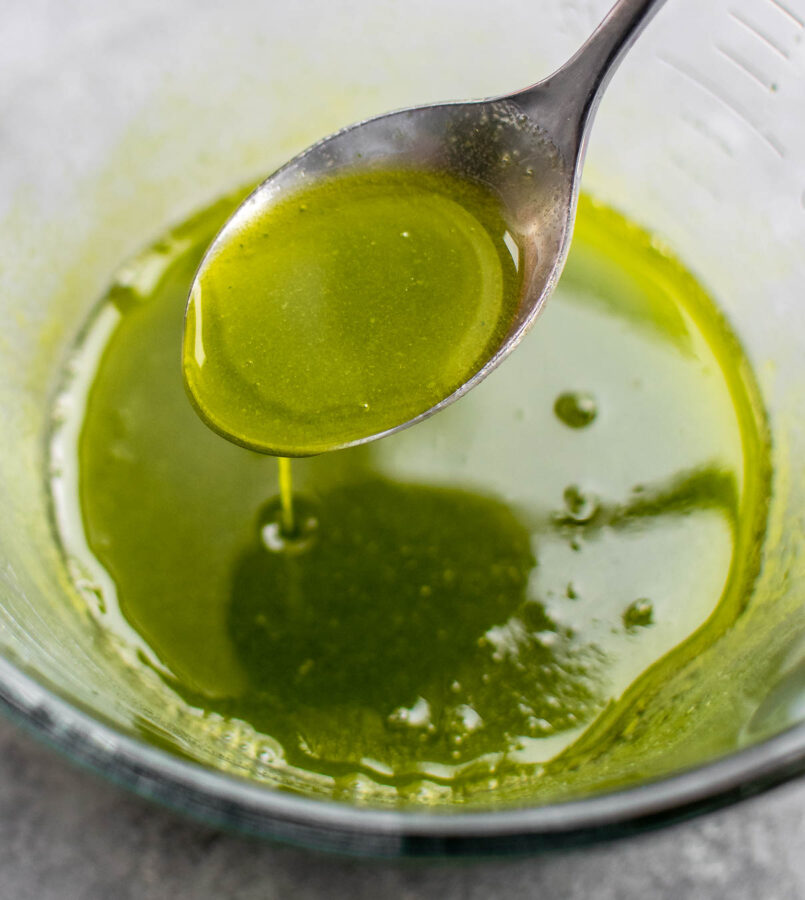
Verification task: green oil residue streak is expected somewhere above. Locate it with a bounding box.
[183,169,522,456]
[59,190,770,805]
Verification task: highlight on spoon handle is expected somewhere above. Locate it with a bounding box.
[559,0,668,101]
[513,0,668,157]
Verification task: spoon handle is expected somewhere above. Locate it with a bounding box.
[513,0,668,157]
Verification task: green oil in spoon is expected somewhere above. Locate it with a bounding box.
[182,168,522,457]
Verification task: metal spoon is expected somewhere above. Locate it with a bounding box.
[187,0,667,452]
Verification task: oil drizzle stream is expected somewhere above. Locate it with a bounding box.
[277,457,295,537]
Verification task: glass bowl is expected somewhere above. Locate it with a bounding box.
[1,0,804,856]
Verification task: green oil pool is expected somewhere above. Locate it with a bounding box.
[49,191,769,805]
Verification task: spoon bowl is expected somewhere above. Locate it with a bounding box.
[186,0,667,453]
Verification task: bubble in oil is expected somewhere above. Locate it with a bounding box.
[451,703,484,734]
[388,696,433,730]
[554,391,598,428]
[557,485,599,525]
[258,496,319,555]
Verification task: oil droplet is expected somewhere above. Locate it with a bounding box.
[559,485,599,524]
[554,391,598,428]
[623,598,654,631]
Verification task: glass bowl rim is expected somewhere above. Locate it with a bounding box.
[0,651,803,857]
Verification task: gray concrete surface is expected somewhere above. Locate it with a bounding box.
[0,719,803,899]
